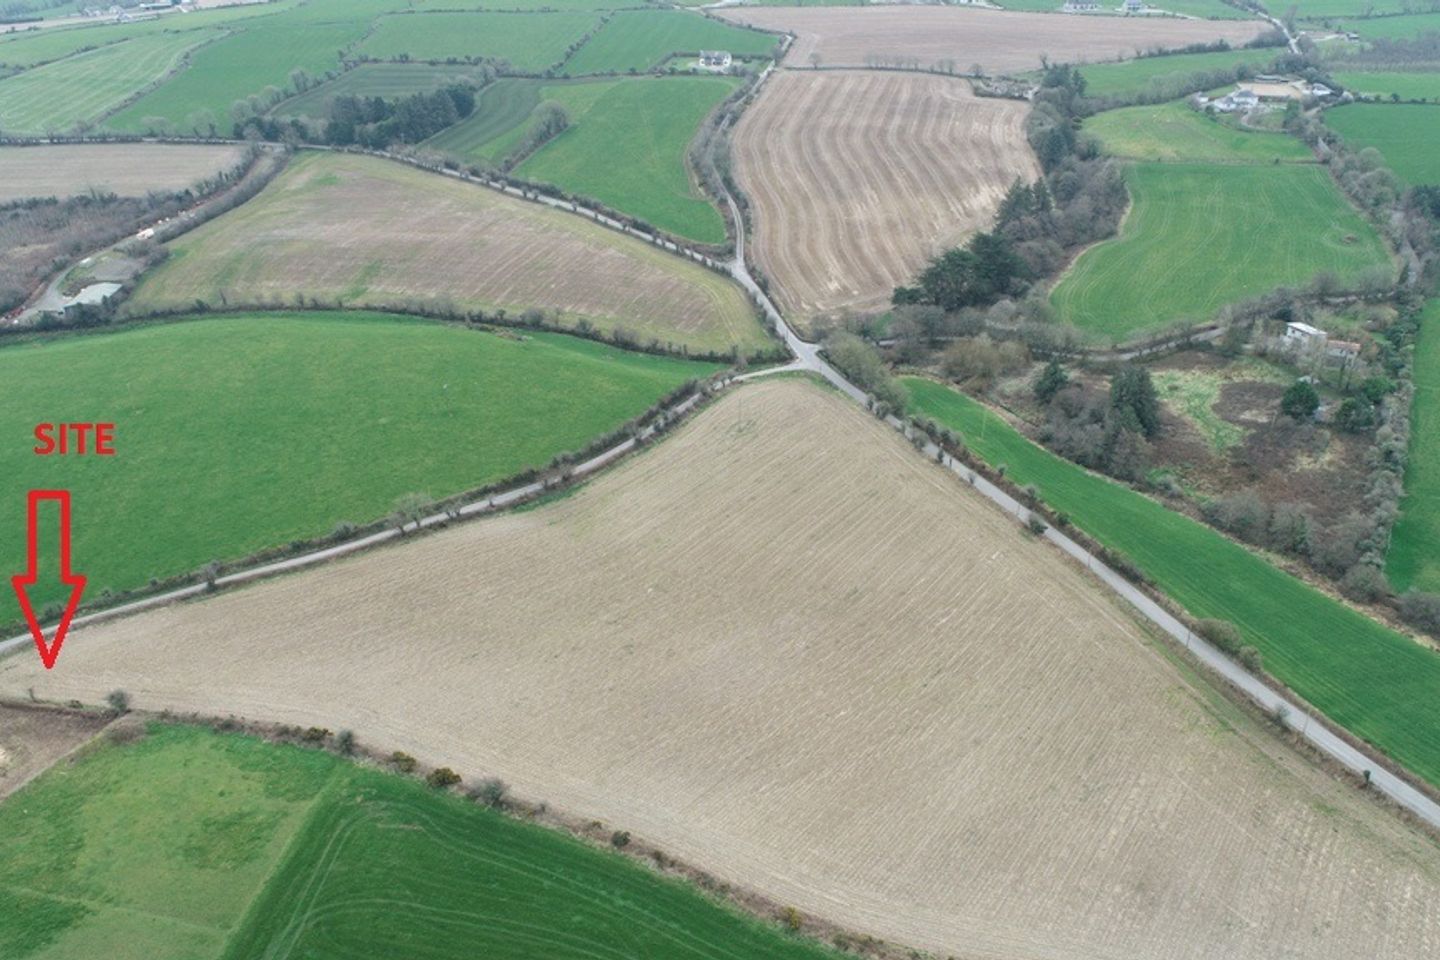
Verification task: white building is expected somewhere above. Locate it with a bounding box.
[1284,321,1328,346]
[697,50,732,71]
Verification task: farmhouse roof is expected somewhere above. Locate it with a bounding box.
[1286,321,1326,337]
[1327,339,1361,354]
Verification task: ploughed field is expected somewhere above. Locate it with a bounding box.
[733,71,1037,331]
[127,152,767,355]
[0,312,716,625]
[0,143,246,202]
[10,379,1440,960]
[715,6,1270,73]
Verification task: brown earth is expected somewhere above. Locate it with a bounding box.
[0,704,107,800]
[734,71,1038,332]
[126,151,768,356]
[4,379,1439,959]
[0,143,247,203]
[718,6,1270,74]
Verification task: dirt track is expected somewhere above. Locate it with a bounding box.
[716,6,1270,74]
[734,71,1037,330]
[6,379,1440,960]
[0,143,247,203]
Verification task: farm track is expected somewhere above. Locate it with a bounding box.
[734,70,1037,330]
[8,381,1440,960]
[715,6,1270,73]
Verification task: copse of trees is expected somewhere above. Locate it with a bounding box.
[893,231,1029,311]
[232,84,479,149]
[1036,364,1158,482]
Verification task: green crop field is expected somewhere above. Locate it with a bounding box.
[1293,0,1431,16]
[105,18,365,134]
[999,0,1251,14]
[359,12,599,72]
[272,62,484,119]
[0,2,302,69]
[0,724,843,960]
[423,76,611,162]
[1330,11,1440,38]
[0,314,715,622]
[560,10,778,75]
[517,75,738,243]
[0,29,217,136]
[1388,300,1440,593]
[1078,48,1280,99]
[1325,102,1440,185]
[1084,101,1315,163]
[901,376,1440,791]
[1051,163,1391,340]
[1331,69,1440,102]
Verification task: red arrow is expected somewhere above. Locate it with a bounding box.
[12,490,86,670]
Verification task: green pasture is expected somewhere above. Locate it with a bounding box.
[1325,102,1440,185]
[1293,0,1437,17]
[423,76,611,162]
[516,74,737,242]
[1328,11,1440,39]
[272,63,484,119]
[1051,163,1391,340]
[0,725,338,960]
[0,724,845,960]
[1084,101,1314,163]
[1388,299,1440,593]
[0,1,301,69]
[1331,69,1440,101]
[560,9,778,75]
[105,18,364,134]
[0,313,715,622]
[1078,47,1280,99]
[0,29,216,135]
[359,11,599,72]
[902,376,1440,791]
[999,0,1252,14]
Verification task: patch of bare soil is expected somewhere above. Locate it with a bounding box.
[0,703,107,800]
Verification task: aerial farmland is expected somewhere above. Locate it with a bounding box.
[4,1,1440,959]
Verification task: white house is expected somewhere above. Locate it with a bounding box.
[1285,321,1328,346]
[1212,88,1259,112]
[697,50,732,70]
[1122,0,1145,10]
[1062,0,1101,11]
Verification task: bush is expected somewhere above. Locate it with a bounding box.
[390,751,417,773]
[1340,564,1390,603]
[1398,590,1440,636]
[1027,514,1049,536]
[1033,358,1069,404]
[105,690,130,715]
[470,777,508,808]
[610,830,631,849]
[821,332,907,411]
[336,729,356,755]
[301,726,332,744]
[1238,645,1263,674]
[426,767,462,789]
[1195,618,1243,655]
[1281,379,1320,420]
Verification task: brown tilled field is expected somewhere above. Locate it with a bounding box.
[0,144,247,203]
[127,151,768,356]
[717,7,1270,74]
[734,71,1037,331]
[0,704,107,800]
[6,379,1440,959]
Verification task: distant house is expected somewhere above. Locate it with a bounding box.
[1307,82,1334,99]
[1062,0,1101,11]
[1285,321,1328,345]
[1212,88,1259,112]
[1326,340,1362,365]
[698,50,732,70]
[1121,0,1145,10]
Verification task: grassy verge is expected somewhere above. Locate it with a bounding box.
[1388,300,1440,592]
[902,375,1440,791]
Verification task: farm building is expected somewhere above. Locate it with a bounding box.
[698,50,733,70]
[1326,339,1362,365]
[1121,0,1145,11]
[1062,0,1102,11]
[1285,321,1327,345]
[1212,88,1259,112]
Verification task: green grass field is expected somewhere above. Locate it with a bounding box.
[105,18,364,134]
[1083,101,1315,163]
[902,376,1440,791]
[517,75,738,242]
[0,2,302,69]
[0,29,217,135]
[1388,299,1440,593]
[560,10,777,75]
[1325,102,1440,186]
[1077,48,1280,99]
[1330,11,1440,38]
[0,724,844,960]
[271,63,484,119]
[999,0,1251,14]
[0,724,337,960]
[0,313,715,621]
[422,76,608,162]
[359,11,599,72]
[1051,163,1392,340]
[1332,69,1440,102]
[1293,0,1433,16]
